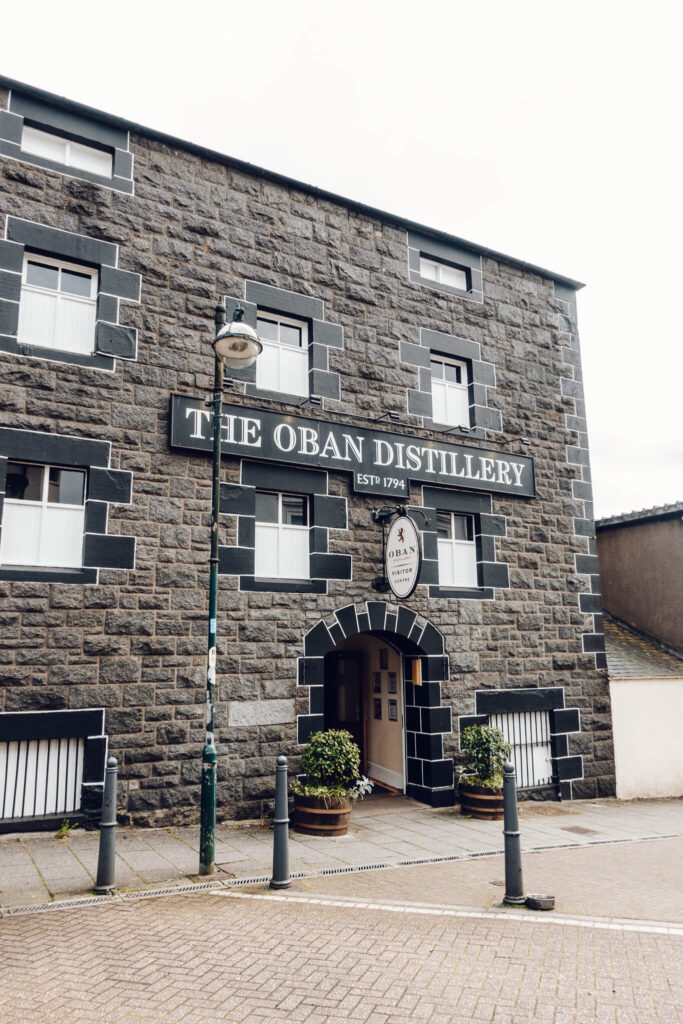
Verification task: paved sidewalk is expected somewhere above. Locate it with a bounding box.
[1,794,681,909]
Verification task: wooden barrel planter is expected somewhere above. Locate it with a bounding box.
[459,784,504,820]
[294,794,352,836]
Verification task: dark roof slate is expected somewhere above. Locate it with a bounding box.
[604,619,683,678]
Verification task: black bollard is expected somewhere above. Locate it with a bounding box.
[94,756,118,894]
[270,755,291,889]
[502,760,525,905]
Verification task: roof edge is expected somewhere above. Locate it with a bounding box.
[0,75,585,291]
[596,501,683,530]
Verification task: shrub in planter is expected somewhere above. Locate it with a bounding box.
[294,729,372,836]
[458,724,511,820]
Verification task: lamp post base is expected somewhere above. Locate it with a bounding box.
[199,742,217,875]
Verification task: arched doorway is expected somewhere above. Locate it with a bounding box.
[299,602,455,807]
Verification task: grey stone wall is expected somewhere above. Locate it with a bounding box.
[0,89,614,823]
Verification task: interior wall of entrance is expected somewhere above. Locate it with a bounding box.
[324,634,405,792]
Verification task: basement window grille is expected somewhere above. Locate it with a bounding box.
[490,710,553,789]
[0,737,84,821]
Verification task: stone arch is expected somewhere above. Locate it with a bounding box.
[297,602,454,806]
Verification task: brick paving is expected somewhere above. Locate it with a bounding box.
[1,795,681,908]
[0,883,681,1024]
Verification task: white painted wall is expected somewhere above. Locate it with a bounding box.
[610,677,683,799]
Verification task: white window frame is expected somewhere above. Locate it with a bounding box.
[436,512,478,588]
[18,254,98,357]
[430,355,470,427]
[255,312,309,398]
[0,462,87,569]
[254,491,309,580]
[21,124,113,178]
[419,255,469,292]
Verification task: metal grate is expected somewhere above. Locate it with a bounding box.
[490,710,552,789]
[1,737,84,821]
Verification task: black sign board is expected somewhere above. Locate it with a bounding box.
[169,395,536,499]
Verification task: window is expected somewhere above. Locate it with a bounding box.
[419,256,468,292]
[436,512,477,588]
[490,711,553,789]
[255,491,309,579]
[0,463,86,569]
[430,356,470,427]
[256,313,309,398]
[18,256,97,356]
[21,125,113,178]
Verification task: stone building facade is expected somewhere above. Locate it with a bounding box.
[0,77,614,829]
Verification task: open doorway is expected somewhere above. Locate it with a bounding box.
[324,634,405,791]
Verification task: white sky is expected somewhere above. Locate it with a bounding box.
[3,0,682,517]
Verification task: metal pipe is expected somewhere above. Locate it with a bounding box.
[270,755,291,889]
[94,756,118,893]
[502,760,525,905]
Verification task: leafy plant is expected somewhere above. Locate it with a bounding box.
[56,818,74,839]
[295,729,372,801]
[459,724,511,789]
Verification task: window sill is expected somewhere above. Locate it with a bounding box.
[425,419,485,439]
[408,269,483,303]
[428,584,494,601]
[244,384,310,406]
[0,565,97,584]
[0,336,114,372]
[240,576,326,594]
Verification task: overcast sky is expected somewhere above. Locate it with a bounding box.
[4,0,681,517]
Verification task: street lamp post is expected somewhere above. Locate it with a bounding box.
[199,301,262,876]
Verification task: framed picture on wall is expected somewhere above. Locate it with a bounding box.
[379,649,389,670]
[388,700,398,722]
[373,672,382,693]
[374,699,382,720]
[388,672,397,693]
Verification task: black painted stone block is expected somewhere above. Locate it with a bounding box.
[416,732,443,760]
[95,322,136,359]
[311,494,346,529]
[83,533,135,569]
[407,757,423,785]
[421,706,452,734]
[219,483,255,516]
[218,546,254,576]
[412,681,442,708]
[298,657,324,686]
[304,620,333,657]
[367,602,387,630]
[422,758,453,788]
[335,604,358,638]
[310,553,351,580]
[88,468,133,504]
[405,706,421,732]
[297,714,324,745]
[551,708,580,734]
[556,756,583,781]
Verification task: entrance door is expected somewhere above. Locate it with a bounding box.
[324,636,405,792]
[366,642,404,790]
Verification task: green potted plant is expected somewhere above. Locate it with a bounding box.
[294,729,372,836]
[458,724,511,820]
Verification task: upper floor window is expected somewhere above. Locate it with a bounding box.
[18,255,97,357]
[430,356,470,427]
[255,491,309,579]
[256,313,309,398]
[21,125,113,178]
[0,463,86,569]
[419,256,468,292]
[436,512,477,588]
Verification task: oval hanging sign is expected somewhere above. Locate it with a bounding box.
[385,515,422,600]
